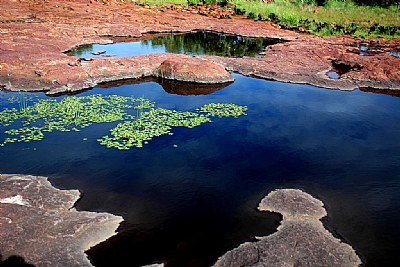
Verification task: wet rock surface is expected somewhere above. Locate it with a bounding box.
[0,174,123,267]
[213,189,362,267]
[0,0,398,95]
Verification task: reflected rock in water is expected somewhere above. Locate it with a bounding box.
[159,79,231,96]
[98,77,231,96]
[214,189,361,267]
[359,87,400,97]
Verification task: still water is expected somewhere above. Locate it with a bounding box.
[68,31,284,59]
[0,74,399,266]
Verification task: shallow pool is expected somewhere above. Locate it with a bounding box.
[1,74,400,266]
[68,31,284,59]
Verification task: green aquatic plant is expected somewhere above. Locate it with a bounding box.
[200,103,248,118]
[0,94,247,150]
[98,108,212,150]
[0,94,139,146]
[18,93,29,115]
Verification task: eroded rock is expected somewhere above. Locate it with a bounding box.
[213,189,361,267]
[0,174,123,267]
[157,58,233,84]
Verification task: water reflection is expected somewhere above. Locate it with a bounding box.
[1,74,400,266]
[142,31,285,58]
[68,43,94,57]
[360,87,400,97]
[67,31,285,59]
[97,77,231,96]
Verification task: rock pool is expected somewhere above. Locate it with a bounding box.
[1,74,400,266]
[68,31,284,59]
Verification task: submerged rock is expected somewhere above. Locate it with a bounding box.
[213,189,361,267]
[0,174,123,267]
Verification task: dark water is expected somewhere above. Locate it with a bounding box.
[68,31,284,59]
[1,75,400,266]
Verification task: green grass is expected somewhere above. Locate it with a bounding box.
[231,0,400,38]
[124,0,399,38]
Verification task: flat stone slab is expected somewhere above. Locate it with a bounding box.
[213,189,361,267]
[0,174,123,267]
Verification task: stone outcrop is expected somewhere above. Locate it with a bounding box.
[157,58,233,84]
[0,174,123,267]
[207,36,400,90]
[213,189,362,267]
[40,54,233,95]
[0,0,398,95]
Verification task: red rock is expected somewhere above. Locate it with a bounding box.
[0,0,398,95]
[157,57,234,83]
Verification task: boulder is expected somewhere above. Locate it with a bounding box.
[157,58,234,84]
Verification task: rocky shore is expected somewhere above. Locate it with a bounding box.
[0,0,399,95]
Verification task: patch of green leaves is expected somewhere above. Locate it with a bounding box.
[0,94,247,150]
[200,103,248,118]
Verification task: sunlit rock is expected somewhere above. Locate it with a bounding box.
[157,58,234,84]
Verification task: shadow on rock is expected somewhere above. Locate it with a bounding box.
[0,254,35,267]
